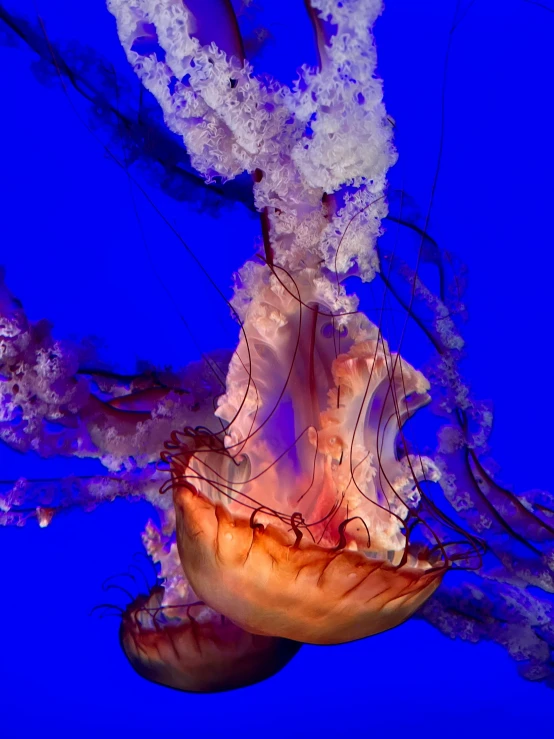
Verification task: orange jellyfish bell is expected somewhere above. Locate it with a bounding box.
[168,268,446,645]
[120,584,300,692]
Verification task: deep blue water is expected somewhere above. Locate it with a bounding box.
[1,1,553,736]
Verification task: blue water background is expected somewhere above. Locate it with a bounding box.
[1,0,553,736]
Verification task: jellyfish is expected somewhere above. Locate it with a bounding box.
[105,0,474,646]
[1,0,554,707]
[121,586,300,692]
[105,0,554,674]
[166,267,447,644]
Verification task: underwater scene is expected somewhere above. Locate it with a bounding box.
[1,0,553,736]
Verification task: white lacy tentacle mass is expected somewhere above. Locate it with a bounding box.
[106,0,396,281]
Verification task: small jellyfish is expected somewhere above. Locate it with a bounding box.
[120,585,300,693]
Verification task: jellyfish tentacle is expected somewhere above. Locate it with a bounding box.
[107,0,396,283]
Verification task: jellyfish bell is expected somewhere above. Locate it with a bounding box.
[169,267,446,645]
[120,584,300,693]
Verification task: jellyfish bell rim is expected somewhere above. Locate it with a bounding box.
[119,584,301,693]
[172,482,446,646]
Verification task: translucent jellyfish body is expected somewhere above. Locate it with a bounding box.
[167,269,445,644]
